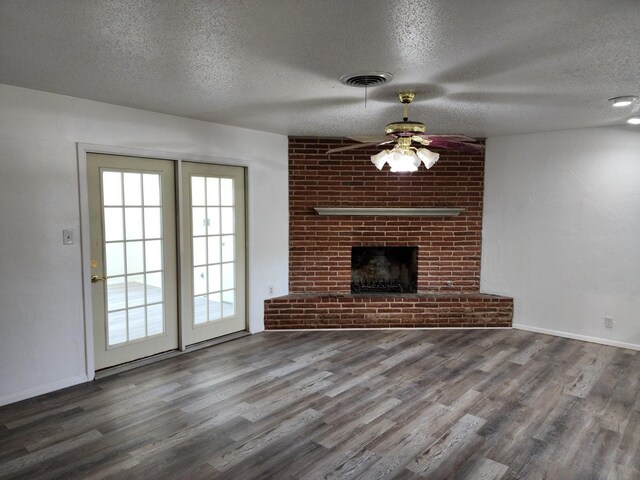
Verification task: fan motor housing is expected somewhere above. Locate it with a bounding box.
[385,121,426,138]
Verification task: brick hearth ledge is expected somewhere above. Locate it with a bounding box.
[264,292,513,329]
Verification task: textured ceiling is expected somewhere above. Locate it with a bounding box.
[1,0,639,138]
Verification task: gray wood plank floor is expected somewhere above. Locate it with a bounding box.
[1,329,639,479]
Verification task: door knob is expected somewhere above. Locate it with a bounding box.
[91,274,107,283]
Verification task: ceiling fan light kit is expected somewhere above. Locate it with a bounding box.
[371,144,440,173]
[609,96,638,107]
[416,148,440,168]
[328,90,483,173]
[627,116,640,125]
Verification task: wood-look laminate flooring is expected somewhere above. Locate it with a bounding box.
[1,329,639,479]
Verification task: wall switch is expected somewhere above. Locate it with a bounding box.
[604,316,614,328]
[62,229,74,245]
[268,286,274,296]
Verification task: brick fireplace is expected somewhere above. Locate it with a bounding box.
[351,246,418,293]
[264,137,513,329]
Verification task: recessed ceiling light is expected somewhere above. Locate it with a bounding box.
[609,96,638,107]
[627,116,640,125]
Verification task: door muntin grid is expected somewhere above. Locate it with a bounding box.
[101,170,166,347]
[190,175,236,325]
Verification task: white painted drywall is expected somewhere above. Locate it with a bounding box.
[481,127,640,349]
[0,84,289,405]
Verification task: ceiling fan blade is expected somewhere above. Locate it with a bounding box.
[349,135,389,143]
[425,140,485,152]
[412,136,431,146]
[326,142,381,154]
[326,140,394,154]
[419,134,477,143]
[413,134,483,152]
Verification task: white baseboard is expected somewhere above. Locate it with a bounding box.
[513,324,640,352]
[0,374,89,407]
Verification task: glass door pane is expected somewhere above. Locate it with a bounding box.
[102,171,166,346]
[182,162,246,346]
[190,175,236,325]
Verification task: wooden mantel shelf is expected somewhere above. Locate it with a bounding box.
[313,207,465,217]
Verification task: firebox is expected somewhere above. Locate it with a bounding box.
[351,246,418,294]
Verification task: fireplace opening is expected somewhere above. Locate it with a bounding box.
[351,246,418,294]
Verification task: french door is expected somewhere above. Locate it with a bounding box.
[87,154,246,370]
[87,154,179,369]
[181,162,246,345]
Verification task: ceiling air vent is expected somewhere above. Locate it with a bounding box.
[340,72,393,88]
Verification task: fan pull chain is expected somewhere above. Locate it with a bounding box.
[364,84,368,108]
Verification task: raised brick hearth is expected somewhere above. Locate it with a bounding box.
[265,293,513,329]
[264,137,513,329]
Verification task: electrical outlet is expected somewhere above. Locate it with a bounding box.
[268,286,274,296]
[604,316,614,328]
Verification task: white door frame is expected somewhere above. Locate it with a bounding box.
[77,143,252,380]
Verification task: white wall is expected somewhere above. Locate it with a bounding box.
[0,84,289,405]
[482,127,640,349]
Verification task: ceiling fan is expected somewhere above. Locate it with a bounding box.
[326,91,484,172]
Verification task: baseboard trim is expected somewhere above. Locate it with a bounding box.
[0,374,90,407]
[513,324,640,351]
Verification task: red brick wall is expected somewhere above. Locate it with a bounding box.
[289,137,485,293]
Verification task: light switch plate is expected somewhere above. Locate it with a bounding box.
[63,229,74,245]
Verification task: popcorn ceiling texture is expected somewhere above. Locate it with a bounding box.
[264,137,513,329]
[1,1,637,137]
